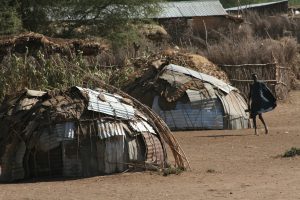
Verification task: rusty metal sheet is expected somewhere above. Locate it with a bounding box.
[141,132,164,167]
[76,86,135,120]
[129,120,156,134]
[165,64,236,94]
[96,120,126,139]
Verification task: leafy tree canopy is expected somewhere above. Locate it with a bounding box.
[0,0,163,38]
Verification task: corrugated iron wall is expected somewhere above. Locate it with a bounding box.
[3,120,166,180]
[218,91,250,129]
[152,96,224,130]
[0,139,25,182]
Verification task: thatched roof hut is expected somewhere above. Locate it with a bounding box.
[125,64,250,131]
[0,85,188,182]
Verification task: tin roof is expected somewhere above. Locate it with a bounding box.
[165,64,236,94]
[76,86,135,120]
[153,0,227,19]
[226,0,288,12]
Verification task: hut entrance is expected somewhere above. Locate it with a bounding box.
[26,145,63,178]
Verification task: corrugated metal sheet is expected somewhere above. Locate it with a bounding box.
[0,140,26,181]
[80,139,99,177]
[76,86,135,120]
[104,136,126,174]
[129,120,156,134]
[63,157,82,177]
[141,132,164,167]
[152,96,223,130]
[54,122,75,141]
[62,141,82,177]
[96,140,106,173]
[217,91,249,129]
[127,138,144,162]
[96,120,126,139]
[186,86,216,106]
[11,141,26,180]
[165,64,236,94]
[226,0,288,11]
[155,1,227,19]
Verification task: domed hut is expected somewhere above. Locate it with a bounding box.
[0,85,188,182]
[126,64,250,131]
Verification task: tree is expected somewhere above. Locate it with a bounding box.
[49,0,162,37]
[0,1,22,35]
[0,0,163,37]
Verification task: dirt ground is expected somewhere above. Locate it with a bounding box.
[0,91,300,200]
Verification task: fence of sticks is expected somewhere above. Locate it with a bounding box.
[219,63,290,100]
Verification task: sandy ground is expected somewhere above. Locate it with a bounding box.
[0,91,300,200]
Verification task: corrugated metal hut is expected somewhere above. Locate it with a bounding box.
[126,64,250,131]
[0,86,188,182]
[226,0,289,15]
[148,1,238,39]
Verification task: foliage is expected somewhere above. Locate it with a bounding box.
[283,147,300,157]
[0,51,134,101]
[0,6,22,35]
[0,0,162,37]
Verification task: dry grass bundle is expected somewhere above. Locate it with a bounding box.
[0,32,110,60]
[126,50,229,85]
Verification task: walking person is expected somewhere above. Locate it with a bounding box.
[248,73,277,135]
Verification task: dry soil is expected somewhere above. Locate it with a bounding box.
[0,91,299,200]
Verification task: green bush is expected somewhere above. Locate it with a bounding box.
[283,147,300,157]
[0,7,22,35]
[0,51,134,101]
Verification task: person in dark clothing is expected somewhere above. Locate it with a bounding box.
[248,74,277,135]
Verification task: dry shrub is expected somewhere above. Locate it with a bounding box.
[245,12,292,39]
[206,33,297,66]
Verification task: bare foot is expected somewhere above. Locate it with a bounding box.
[265,127,269,134]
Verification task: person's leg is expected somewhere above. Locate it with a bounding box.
[258,114,268,134]
[252,115,258,135]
